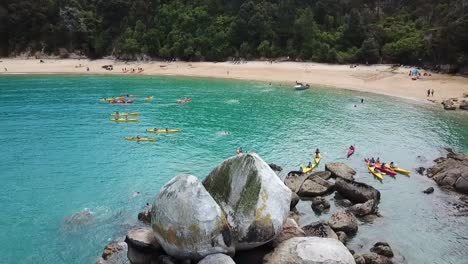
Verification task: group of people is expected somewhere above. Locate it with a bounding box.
[427,89,435,97]
[121,67,144,73]
[368,157,397,168]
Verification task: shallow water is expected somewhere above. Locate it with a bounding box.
[0,75,467,263]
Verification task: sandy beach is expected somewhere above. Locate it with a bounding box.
[1,58,467,103]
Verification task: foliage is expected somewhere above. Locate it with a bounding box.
[1,0,466,66]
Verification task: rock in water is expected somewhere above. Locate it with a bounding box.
[311,197,331,213]
[347,199,377,217]
[325,162,356,180]
[268,163,283,172]
[297,176,334,197]
[272,218,305,247]
[328,211,358,235]
[97,241,129,264]
[362,252,392,264]
[137,205,152,224]
[264,237,356,264]
[198,253,236,264]
[302,221,338,240]
[426,152,468,195]
[335,178,380,204]
[203,153,292,250]
[125,227,162,264]
[370,242,394,258]
[423,187,434,194]
[290,192,300,210]
[151,175,234,259]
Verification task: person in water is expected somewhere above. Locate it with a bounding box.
[236,147,243,154]
[361,98,364,103]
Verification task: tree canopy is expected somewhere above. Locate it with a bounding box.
[1,0,467,67]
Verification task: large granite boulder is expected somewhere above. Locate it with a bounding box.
[328,211,358,235]
[284,173,309,193]
[325,163,356,180]
[203,153,292,250]
[302,221,338,240]
[427,152,468,195]
[272,217,305,247]
[125,227,162,264]
[198,254,235,264]
[151,175,234,259]
[335,178,380,204]
[264,237,356,264]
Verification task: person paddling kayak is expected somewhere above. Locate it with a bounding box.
[347,145,355,158]
[315,148,321,159]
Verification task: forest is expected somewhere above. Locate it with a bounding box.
[1,0,467,66]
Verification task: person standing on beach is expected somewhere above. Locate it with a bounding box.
[427,89,430,97]
[361,98,364,103]
[4,67,7,72]
[431,89,434,96]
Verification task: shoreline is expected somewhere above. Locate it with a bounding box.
[1,58,467,105]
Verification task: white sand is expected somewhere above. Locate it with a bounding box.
[1,58,467,103]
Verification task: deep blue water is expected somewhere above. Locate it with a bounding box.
[0,75,467,263]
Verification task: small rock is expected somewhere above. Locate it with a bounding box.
[347,200,377,217]
[290,192,300,210]
[328,211,358,235]
[416,167,426,175]
[370,242,394,258]
[157,255,177,264]
[198,253,235,264]
[336,231,348,244]
[311,197,331,213]
[272,218,305,247]
[325,162,356,180]
[269,163,283,172]
[363,252,392,264]
[460,100,468,110]
[96,241,129,264]
[302,221,338,240]
[354,254,366,264]
[423,187,434,194]
[137,205,152,224]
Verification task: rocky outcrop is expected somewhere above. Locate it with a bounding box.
[198,254,235,264]
[137,205,152,224]
[442,99,456,110]
[203,153,291,250]
[264,237,356,264]
[290,192,300,210]
[297,176,334,197]
[125,227,162,264]
[311,196,331,213]
[328,211,358,235]
[347,199,377,217]
[151,175,234,259]
[325,162,356,180]
[284,173,309,193]
[272,218,305,247]
[426,151,468,194]
[335,178,381,204]
[302,221,338,240]
[97,241,129,264]
[370,242,394,258]
[362,252,392,264]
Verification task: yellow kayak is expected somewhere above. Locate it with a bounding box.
[100,97,124,102]
[144,96,154,101]
[125,137,156,142]
[384,164,411,175]
[301,157,321,173]
[368,165,383,180]
[146,129,182,133]
[111,112,141,117]
[110,118,139,122]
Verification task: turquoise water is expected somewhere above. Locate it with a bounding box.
[0,75,467,263]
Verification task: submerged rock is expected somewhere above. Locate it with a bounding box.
[423,187,434,194]
[302,221,338,240]
[198,253,235,264]
[347,199,377,217]
[264,237,356,264]
[325,162,356,180]
[203,153,291,250]
[65,208,94,225]
[272,217,305,247]
[370,242,394,258]
[335,178,380,204]
[311,196,331,213]
[328,211,358,235]
[426,151,468,195]
[151,175,234,259]
[416,167,426,175]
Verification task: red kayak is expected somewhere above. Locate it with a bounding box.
[111,100,134,104]
[347,147,355,158]
[176,98,192,104]
[375,163,397,176]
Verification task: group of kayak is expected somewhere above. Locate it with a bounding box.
[365,157,411,181]
[100,95,154,104]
